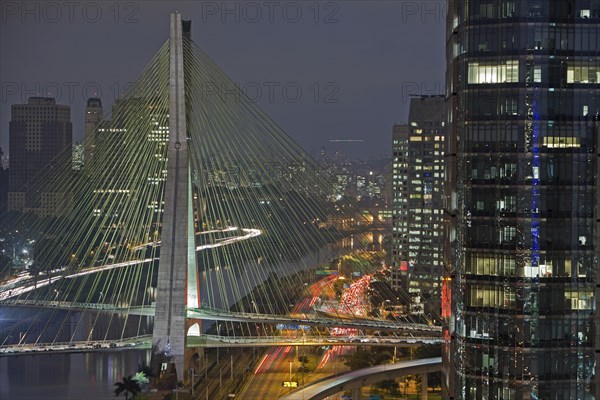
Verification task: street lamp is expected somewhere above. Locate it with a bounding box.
[217,324,222,364]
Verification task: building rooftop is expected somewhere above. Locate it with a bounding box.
[28,97,56,105]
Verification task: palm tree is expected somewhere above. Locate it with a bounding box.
[114,375,141,400]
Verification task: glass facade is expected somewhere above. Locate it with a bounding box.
[391,96,445,319]
[445,1,600,399]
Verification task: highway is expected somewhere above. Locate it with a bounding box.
[0,227,261,302]
[237,276,345,399]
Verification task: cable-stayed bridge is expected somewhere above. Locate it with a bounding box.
[1,334,441,355]
[0,299,440,335]
[0,13,442,387]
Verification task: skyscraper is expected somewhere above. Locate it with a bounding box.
[8,97,72,216]
[84,97,103,165]
[445,1,600,399]
[0,147,7,215]
[391,96,445,318]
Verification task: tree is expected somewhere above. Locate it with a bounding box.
[114,375,141,400]
[404,375,415,395]
[298,355,309,364]
[415,344,441,358]
[131,364,154,393]
[133,371,149,386]
[372,350,392,365]
[375,379,399,394]
[344,348,373,370]
[137,364,154,379]
[428,371,442,391]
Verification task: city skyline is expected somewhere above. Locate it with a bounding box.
[0,14,435,397]
[0,1,446,159]
[3,2,599,399]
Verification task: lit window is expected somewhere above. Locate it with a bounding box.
[468,60,519,84]
[565,290,593,310]
[566,64,599,83]
[470,285,515,308]
[533,67,542,83]
[500,226,516,243]
[542,137,580,148]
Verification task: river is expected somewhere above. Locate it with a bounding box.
[0,349,150,400]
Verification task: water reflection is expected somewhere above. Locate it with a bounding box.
[0,350,150,400]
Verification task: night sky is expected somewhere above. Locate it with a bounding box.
[1,1,446,159]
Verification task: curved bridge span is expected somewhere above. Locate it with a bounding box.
[279,357,442,400]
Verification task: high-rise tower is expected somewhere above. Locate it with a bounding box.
[391,96,445,319]
[445,1,600,399]
[8,97,72,216]
[84,97,103,165]
[0,147,7,215]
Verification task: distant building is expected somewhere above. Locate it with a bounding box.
[0,147,7,215]
[84,97,103,165]
[8,97,72,217]
[390,95,445,318]
[88,97,168,221]
[72,141,84,171]
[0,148,7,169]
[391,123,408,293]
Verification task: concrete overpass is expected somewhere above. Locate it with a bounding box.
[279,357,442,400]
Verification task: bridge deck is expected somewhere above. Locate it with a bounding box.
[0,300,441,335]
[0,334,441,356]
[279,357,442,400]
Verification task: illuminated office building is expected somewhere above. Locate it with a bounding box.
[84,97,103,165]
[444,1,600,399]
[391,96,445,317]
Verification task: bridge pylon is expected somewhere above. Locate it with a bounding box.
[151,12,200,384]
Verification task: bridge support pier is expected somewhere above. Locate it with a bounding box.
[352,387,361,400]
[420,372,428,400]
[184,318,204,384]
[151,12,193,385]
[184,346,204,384]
